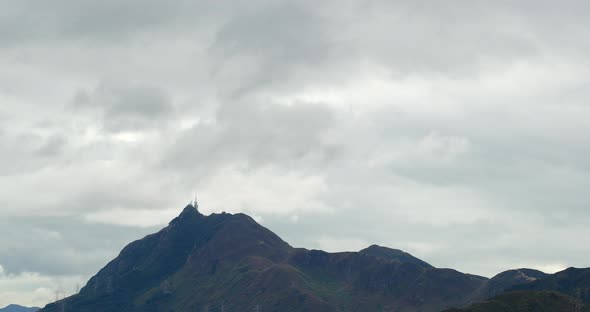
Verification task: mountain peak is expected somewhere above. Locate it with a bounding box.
[472,268,550,301]
[180,204,200,215]
[169,204,203,226]
[491,268,547,281]
[360,244,434,268]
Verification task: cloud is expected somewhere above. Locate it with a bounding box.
[0,216,157,276]
[0,127,68,176]
[315,237,370,253]
[209,2,336,96]
[84,208,181,228]
[34,135,67,157]
[0,0,193,45]
[199,166,331,216]
[161,98,338,174]
[0,268,85,308]
[71,81,175,132]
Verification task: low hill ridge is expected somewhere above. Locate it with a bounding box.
[510,267,590,303]
[0,305,40,312]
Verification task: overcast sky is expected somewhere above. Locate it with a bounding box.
[2,0,590,307]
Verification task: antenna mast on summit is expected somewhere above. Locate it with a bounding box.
[192,193,199,210]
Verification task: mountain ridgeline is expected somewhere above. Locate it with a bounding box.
[0,305,39,312]
[39,205,589,312]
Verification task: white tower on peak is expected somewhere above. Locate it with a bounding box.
[192,193,199,210]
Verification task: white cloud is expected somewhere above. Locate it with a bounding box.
[198,166,332,216]
[315,237,370,253]
[530,263,568,274]
[0,267,85,308]
[84,208,180,228]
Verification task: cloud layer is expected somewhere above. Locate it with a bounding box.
[2,0,590,307]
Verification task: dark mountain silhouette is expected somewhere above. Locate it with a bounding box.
[510,267,590,303]
[469,268,548,302]
[39,205,488,312]
[359,245,434,269]
[0,305,40,312]
[37,205,590,312]
[444,291,589,312]
[448,268,590,312]
[453,267,590,311]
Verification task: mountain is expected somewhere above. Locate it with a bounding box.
[37,204,590,311]
[39,205,489,312]
[0,305,40,312]
[359,245,434,269]
[453,267,590,311]
[510,267,590,303]
[444,291,589,312]
[469,268,548,302]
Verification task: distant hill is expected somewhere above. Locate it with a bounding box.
[510,267,590,303]
[0,305,40,312]
[444,291,589,312]
[456,267,590,311]
[469,268,548,302]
